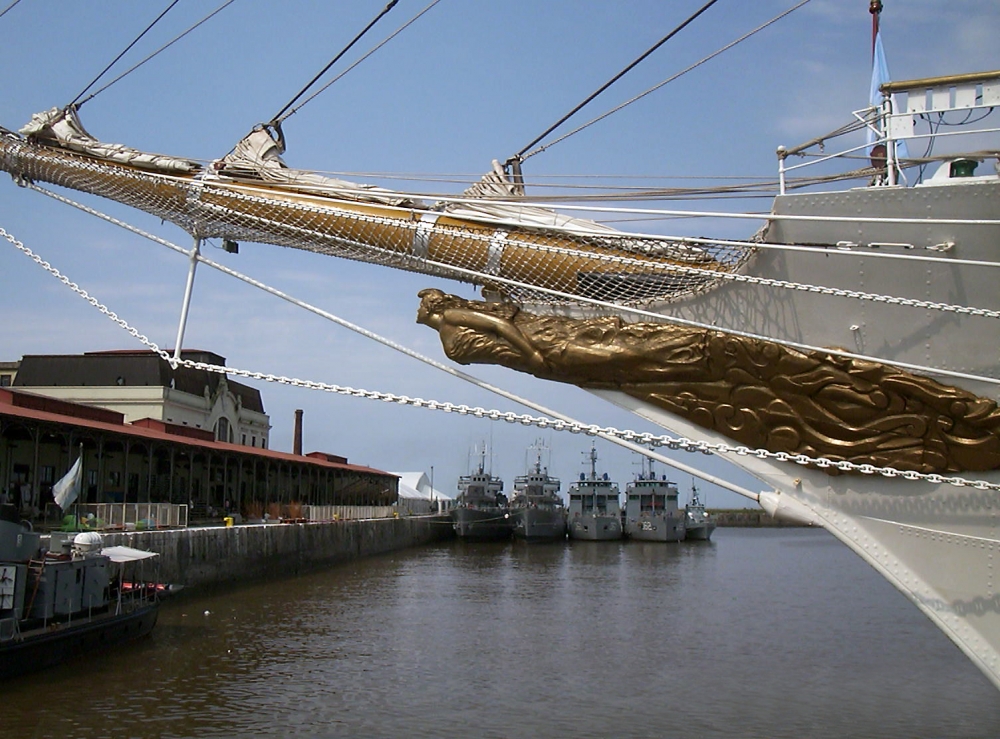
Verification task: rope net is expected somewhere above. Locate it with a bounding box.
[0,135,755,309]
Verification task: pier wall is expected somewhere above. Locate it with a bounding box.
[709,508,806,527]
[99,516,452,591]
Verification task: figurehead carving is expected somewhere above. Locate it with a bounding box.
[416,288,1000,474]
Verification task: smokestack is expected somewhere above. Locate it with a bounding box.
[293,409,303,455]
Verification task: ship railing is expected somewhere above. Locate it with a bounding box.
[73,503,189,530]
[114,558,162,615]
[301,504,396,521]
[777,70,1000,194]
[0,616,20,642]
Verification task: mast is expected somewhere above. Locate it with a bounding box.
[584,444,598,482]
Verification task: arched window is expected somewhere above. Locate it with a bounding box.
[216,417,230,443]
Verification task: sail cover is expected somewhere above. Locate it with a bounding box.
[216,127,418,207]
[20,106,199,173]
[101,545,159,562]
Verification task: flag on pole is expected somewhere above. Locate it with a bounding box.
[869,31,890,121]
[53,455,83,510]
[868,30,909,158]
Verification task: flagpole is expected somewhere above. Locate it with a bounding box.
[870,0,882,60]
[71,441,78,531]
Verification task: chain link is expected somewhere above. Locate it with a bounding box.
[5,222,1000,493]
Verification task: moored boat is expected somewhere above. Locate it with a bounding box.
[624,457,684,543]
[451,446,510,541]
[510,441,566,542]
[683,483,715,542]
[0,505,160,680]
[567,445,622,541]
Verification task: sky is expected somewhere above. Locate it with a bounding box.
[0,0,997,508]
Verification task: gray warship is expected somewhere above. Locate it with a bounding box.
[451,446,510,540]
[510,441,565,542]
[624,457,685,542]
[567,445,622,541]
[684,483,716,542]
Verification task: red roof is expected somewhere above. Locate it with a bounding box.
[0,388,391,477]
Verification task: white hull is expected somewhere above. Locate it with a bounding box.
[578,166,1000,686]
[594,386,1000,688]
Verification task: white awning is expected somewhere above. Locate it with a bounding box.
[101,545,159,563]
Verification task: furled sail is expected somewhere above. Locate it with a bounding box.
[215,126,419,207]
[1,111,745,307]
[440,158,625,235]
[19,106,198,174]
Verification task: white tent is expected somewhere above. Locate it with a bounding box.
[391,472,452,514]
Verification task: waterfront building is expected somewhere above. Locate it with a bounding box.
[0,361,17,388]
[0,353,398,524]
[12,350,270,450]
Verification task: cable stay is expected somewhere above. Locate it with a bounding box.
[24,181,1000,386]
[73,1,239,110]
[521,0,814,161]
[0,0,24,21]
[505,0,721,179]
[70,0,181,109]
[264,0,400,145]
[277,0,444,126]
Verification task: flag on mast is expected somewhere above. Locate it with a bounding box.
[53,455,83,510]
[868,30,909,159]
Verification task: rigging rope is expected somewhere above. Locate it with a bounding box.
[70,0,181,108]
[74,0,238,109]
[522,0,814,161]
[270,0,399,126]
[510,0,721,164]
[279,0,443,124]
[22,178,1000,388]
[0,0,23,21]
[3,220,998,494]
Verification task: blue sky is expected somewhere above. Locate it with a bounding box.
[1,1,997,507]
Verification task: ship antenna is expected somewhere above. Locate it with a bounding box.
[585,444,598,481]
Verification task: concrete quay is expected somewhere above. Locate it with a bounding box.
[95,516,453,592]
[709,508,808,527]
[55,510,800,595]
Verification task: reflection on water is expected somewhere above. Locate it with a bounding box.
[6,529,1000,738]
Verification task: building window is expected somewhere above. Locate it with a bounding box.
[40,466,55,484]
[262,438,267,450]
[216,417,230,443]
[242,434,247,446]
[251,437,257,447]
[0,374,11,387]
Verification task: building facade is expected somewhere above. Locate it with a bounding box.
[13,350,271,449]
[0,388,398,523]
[1,350,398,523]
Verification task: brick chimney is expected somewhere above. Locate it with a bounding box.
[293,409,303,455]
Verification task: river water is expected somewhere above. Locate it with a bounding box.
[6,528,1000,738]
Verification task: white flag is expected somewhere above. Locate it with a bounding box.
[53,456,83,510]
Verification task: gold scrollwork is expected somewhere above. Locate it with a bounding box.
[416,288,1000,474]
